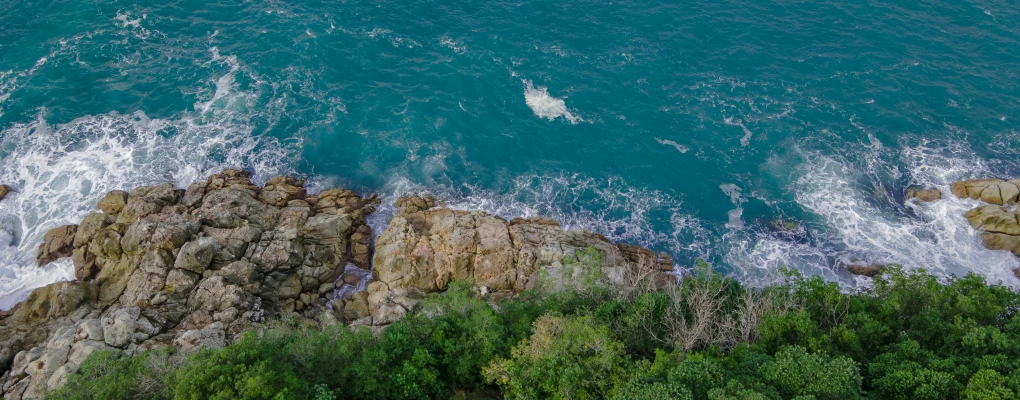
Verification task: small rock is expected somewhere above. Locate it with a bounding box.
[318,282,335,295]
[97,190,129,215]
[0,184,11,201]
[277,275,302,300]
[342,272,360,286]
[844,263,885,277]
[905,186,942,202]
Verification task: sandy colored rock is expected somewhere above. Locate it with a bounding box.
[979,233,1020,257]
[97,190,129,215]
[905,186,942,202]
[951,179,1020,205]
[964,205,1020,235]
[36,225,78,266]
[372,196,671,296]
[0,184,11,201]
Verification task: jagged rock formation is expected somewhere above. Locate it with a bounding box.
[351,196,675,327]
[0,169,378,399]
[949,179,1020,278]
[0,171,673,399]
[952,179,1020,206]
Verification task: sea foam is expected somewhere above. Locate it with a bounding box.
[0,63,301,310]
[523,80,581,124]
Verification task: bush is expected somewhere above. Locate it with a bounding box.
[46,349,176,400]
[484,314,630,399]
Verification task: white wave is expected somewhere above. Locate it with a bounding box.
[794,149,1017,285]
[720,184,745,230]
[523,80,581,124]
[655,138,689,154]
[439,36,466,54]
[723,117,754,147]
[0,69,301,310]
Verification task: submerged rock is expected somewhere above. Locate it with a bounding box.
[843,263,886,278]
[905,186,942,202]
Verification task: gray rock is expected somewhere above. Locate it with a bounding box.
[173,322,226,353]
[174,238,217,274]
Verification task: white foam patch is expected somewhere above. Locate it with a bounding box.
[723,117,754,147]
[655,138,689,153]
[0,67,301,310]
[523,80,581,124]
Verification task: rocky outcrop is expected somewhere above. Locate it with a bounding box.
[0,173,673,399]
[951,178,1020,262]
[0,185,11,201]
[347,195,675,326]
[951,179,1020,206]
[1,169,378,399]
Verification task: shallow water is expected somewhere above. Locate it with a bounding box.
[1,0,1019,307]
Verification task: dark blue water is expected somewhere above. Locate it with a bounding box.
[2,0,1019,306]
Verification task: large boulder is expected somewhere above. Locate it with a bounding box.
[96,190,129,215]
[951,179,1020,205]
[36,225,78,266]
[370,196,674,323]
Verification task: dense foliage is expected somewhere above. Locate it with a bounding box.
[49,249,1020,400]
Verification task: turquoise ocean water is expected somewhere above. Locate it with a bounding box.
[1,0,1019,307]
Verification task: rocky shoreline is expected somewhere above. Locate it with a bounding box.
[3,170,1020,398]
[0,169,674,399]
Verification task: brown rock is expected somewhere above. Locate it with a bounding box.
[342,273,360,286]
[979,233,1020,257]
[394,195,438,215]
[372,197,665,295]
[72,247,97,281]
[844,264,885,277]
[10,281,97,324]
[0,184,11,201]
[258,176,307,207]
[36,225,78,266]
[96,190,129,215]
[951,179,1020,205]
[905,186,942,202]
[964,206,1020,235]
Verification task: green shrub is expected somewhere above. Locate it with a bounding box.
[46,349,173,400]
[759,346,861,400]
[484,314,630,399]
